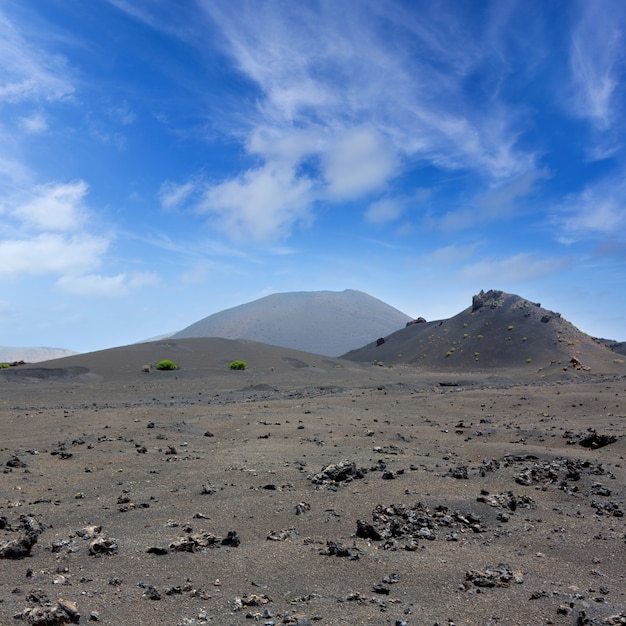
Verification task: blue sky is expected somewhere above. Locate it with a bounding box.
[1,0,625,353]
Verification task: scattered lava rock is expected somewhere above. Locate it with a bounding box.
[311,460,363,486]
[319,540,360,559]
[449,465,468,479]
[232,593,271,611]
[476,491,536,511]
[14,599,80,625]
[221,531,241,547]
[5,456,26,468]
[88,537,118,556]
[463,563,522,589]
[169,530,240,552]
[0,534,38,560]
[355,520,382,541]
[358,502,486,549]
[579,432,618,449]
[0,515,46,560]
[267,528,297,541]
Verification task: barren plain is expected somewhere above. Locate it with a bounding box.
[1,338,625,625]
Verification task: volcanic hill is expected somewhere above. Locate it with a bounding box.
[172,289,412,357]
[342,289,625,377]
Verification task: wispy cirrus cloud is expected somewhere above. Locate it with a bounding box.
[438,168,550,231]
[554,172,626,243]
[0,10,74,104]
[131,0,541,242]
[18,111,48,134]
[55,272,158,297]
[568,0,625,130]
[420,242,483,266]
[459,252,569,284]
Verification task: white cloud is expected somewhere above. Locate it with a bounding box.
[10,180,89,232]
[55,272,158,296]
[322,129,397,200]
[0,178,152,300]
[0,233,108,278]
[198,162,313,242]
[247,126,321,167]
[365,198,404,226]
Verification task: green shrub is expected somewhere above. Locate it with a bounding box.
[526,358,532,363]
[0,363,10,368]
[508,325,514,331]
[155,359,178,370]
[229,360,247,370]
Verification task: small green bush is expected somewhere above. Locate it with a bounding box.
[526,358,532,363]
[229,360,247,370]
[155,359,178,370]
[508,325,514,331]
[0,363,10,368]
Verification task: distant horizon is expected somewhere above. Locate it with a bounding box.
[2,287,624,358]
[2,2,625,352]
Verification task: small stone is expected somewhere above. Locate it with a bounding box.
[0,534,37,560]
[89,537,118,556]
[143,585,161,600]
[221,531,241,547]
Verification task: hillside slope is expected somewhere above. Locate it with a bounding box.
[172,289,412,356]
[343,289,624,377]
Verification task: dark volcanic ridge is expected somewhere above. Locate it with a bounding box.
[171,289,412,357]
[343,289,625,377]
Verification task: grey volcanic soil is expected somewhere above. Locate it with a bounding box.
[1,341,625,625]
